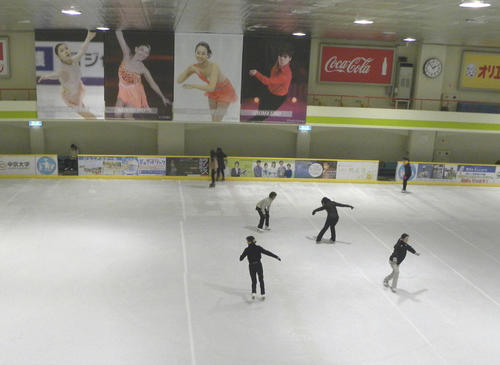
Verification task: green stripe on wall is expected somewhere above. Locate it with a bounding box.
[306,116,500,131]
[0,111,38,119]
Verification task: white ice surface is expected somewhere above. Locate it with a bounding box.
[1,179,499,365]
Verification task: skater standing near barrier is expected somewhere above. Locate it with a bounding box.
[216,147,227,181]
[209,150,218,188]
[384,233,420,293]
[402,158,412,193]
[312,197,353,243]
[239,236,281,300]
[256,192,277,232]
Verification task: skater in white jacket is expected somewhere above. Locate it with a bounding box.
[256,192,277,232]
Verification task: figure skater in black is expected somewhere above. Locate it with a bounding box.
[239,236,281,300]
[312,197,354,243]
[402,157,412,193]
[384,233,420,293]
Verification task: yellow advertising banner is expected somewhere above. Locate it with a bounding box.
[460,51,500,90]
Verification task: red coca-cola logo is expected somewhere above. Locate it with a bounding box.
[324,56,374,74]
[320,46,394,84]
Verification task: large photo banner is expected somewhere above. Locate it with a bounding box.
[226,158,295,178]
[35,30,105,119]
[174,33,242,122]
[318,46,394,84]
[0,37,10,78]
[104,31,174,120]
[240,36,310,124]
[78,155,166,176]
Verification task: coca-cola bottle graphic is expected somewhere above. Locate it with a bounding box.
[381,57,387,76]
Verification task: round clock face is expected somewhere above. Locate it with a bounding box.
[423,58,442,78]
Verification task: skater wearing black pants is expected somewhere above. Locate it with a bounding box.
[239,236,281,300]
[256,192,277,232]
[216,147,227,181]
[402,157,412,193]
[312,197,353,243]
[209,150,218,188]
[384,233,420,293]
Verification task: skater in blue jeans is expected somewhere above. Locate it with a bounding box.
[384,233,420,292]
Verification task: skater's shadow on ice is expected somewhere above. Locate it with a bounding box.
[204,282,254,305]
[396,288,428,304]
[245,225,260,232]
[306,236,352,245]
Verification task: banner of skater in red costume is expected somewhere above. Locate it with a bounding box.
[104,31,174,120]
[35,30,105,119]
[174,33,242,122]
[240,36,311,124]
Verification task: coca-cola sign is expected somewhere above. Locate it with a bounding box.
[319,45,394,84]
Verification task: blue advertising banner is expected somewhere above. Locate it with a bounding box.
[295,160,337,179]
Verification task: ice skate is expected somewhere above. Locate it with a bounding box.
[264,226,271,231]
[209,183,215,188]
[261,294,266,301]
[251,293,256,300]
[391,287,397,293]
[383,280,389,287]
[257,227,264,232]
[329,239,335,243]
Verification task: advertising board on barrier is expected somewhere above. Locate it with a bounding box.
[336,161,378,181]
[0,155,37,175]
[396,161,500,184]
[295,160,337,179]
[226,158,295,178]
[319,45,394,84]
[139,157,167,176]
[35,156,58,175]
[166,157,208,176]
[78,156,103,175]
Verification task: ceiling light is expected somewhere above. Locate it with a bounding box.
[96,27,110,31]
[354,19,374,25]
[403,37,417,42]
[292,32,307,37]
[61,9,82,15]
[459,1,491,8]
[17,19,31,24]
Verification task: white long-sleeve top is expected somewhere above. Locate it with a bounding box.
[256,197,274,211]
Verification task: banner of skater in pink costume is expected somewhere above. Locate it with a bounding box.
[396,161,500,184]
[104,31,173,120]
[240,36,311,124]
[174,33,242,122]
[35,30,105,119]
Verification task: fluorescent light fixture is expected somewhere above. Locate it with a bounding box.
[403,37,417,42]
[61,9,82,15]
[17,19,31,24]
[460,1,491,8]
[292,32,307,36]
[354,19,374,25]
[29,121,43,127]
[298,125,312,132]
[96,27,110,31]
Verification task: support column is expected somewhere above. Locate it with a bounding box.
[29,126,45,153]
[158,123,185,155]
[296,129,311,158]
[408,130,436,162]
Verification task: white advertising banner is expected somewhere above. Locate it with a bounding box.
[336,161,378,181]
[0,155,36,175]
[78,156,104,176]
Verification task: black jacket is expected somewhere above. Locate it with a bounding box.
[313,199,352,219]
[389,239,417,265]
[240,244,280,264]
[404,163,412,178]
[216,150,227,169]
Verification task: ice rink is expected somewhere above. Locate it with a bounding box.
[1,178,499,365]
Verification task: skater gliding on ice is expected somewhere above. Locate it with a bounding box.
[312,197,353,243]
[384,233,420,293]
[402,158,412,193]
[256,192,277,232]
[239,236,281,300]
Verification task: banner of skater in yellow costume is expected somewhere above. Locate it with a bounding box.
[104,31,174,120]
[35,30,105,119]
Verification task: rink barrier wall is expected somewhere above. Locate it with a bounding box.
[2,154,500,186]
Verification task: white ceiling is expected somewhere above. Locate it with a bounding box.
[1,0,500,46]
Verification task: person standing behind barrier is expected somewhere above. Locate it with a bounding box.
[256,192,277,232]
[312,197,353,243]
[384,233,420,293]
[209,150,218,188]
[216,147,227,181]
[402,157,412,193]
[239,236,281,300]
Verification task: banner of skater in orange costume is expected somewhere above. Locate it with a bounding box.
[35,30,105,119]
[174,33,243,122]
[240,36,311,124]
[104,30,174,120]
